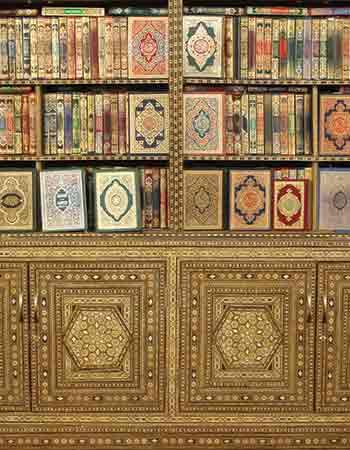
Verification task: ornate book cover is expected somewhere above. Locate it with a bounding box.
[273,179,309,231]
[319,95,350,155]
[0,169,35,231]
[94,169,141,232]
[129,93,169,154]
[229,170,271,230]
[128,17,169,79]
[183,92,224,155]
[184,170,223,230]
[40,169,87,232]
[319,168,350,231]
[183,16,223,78]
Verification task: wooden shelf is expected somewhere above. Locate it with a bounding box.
[185,155,350,162]
[0,79,169,86]
[185,78,350,86]
[0,155,169,162]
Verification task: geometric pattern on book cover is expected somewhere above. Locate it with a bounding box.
[183,16,223,78]
[129,94,169,154]
[229,170,271,230]
[319,168,350,231]
[320,95,350,155]
[94,169,140,231]
[179,260,315,412]
[184,93,224,154]
[40,169,86,232]
[273,180,308,231]
[30,260,167,412]
[0,170,34,231]
[128,17,169,79]
[184,170,223,230]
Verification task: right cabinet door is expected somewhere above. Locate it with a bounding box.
[317,263,350,412]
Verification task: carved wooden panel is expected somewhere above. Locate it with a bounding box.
[29,260,167,412]
[0,263,30,411]
[179,260,316,413]
[317,263,350,412]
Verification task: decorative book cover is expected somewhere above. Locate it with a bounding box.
[273,180,309,231]
[40,169,87,232]
[229,170,271,230]
[184,170,223,230]
[129,93,169,154]
[319,168,350,231]
[183,16,223,78]
[319,95,350,155]
[183,92,224,155]
[0,169,35,231]
[94,169,141,232]
[128,17,169,79]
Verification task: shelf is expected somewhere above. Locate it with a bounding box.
[0,79,169,86]
[185,78,350,86]
[185,155,350,162]
[0,155,169,162]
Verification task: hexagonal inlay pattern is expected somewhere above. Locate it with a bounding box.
[64,307,131,370]
[215,307,282,369]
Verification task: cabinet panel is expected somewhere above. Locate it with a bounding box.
[29,260,167,412]
[179,260,316,413]
[317,263,350,412]
[0,263,30,411]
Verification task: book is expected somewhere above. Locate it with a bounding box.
[94,168,142,232]
[109,8,168,16]
[184,7,243,16]
[184,170,223,230]
[229,170,271,230]
[0,9,39,17]
[42,8,105,17]
[40,168,87,232]
[246,7,308,16]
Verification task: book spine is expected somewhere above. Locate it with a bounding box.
[225,17,234,79]
[109,7,168,16]
[113,18,121,79]
[0,20,9,80]
[240,17,248,79]
[312,18,320,80]
[152,168,160,228]
[295,19,304,79]
[279,19,288,80]
[280,94,289,155]
[48,93,57,155]
[225,94,234,154]
[118,92,126,154]
[22,18,31,79]
[248,17,256,79]
[15,18,23,80]
[82,17,91,80]
[233,95,241,154]
[104,17,114,79]
[80,93,88,154]
[264,18,272,79]
[75,18,83,79]
[272,18,279,80]
[343,18,350,80]
[295,94,304,155]
[248,94,257,154]
[287,18,295,79]
[125,91,129,153]
[0,9,39,17]
[43,95,49,154]
[14,95,22,154]
[64,93,72,154]
[44,19,53,79]
[90,18,99,80]
[59,18,68,79]
[303,19,312,80]
[255,18,264,79]
[29,92,36,154]
[304,93,311,155]
[111,93,119,154]
[103,94,112,154]
[241,93,249,154]
[95,93,103,154]
[287,94,296,156]
[335,18,342,80]
[256,94,265,154]
[67,18,76,79]
[264,93,272,154]
[0,98,6,152]
[87,93,95,153]
[272,93,280,154]
[56,92,65,154]
[51,18,60,79]
[246,7,308,16]
[42,8,105,17]
[319,18,328,79]
[8,19,16,80]
[120,18,128,79]
[144,169,153,229]
[160,168,167,229]
[72,93,80,154]
[6,97,14,154]
[327,18,335,80]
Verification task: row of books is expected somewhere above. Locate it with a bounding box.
[0,92,37,154]
[0,167,169,232]
[0,16,168,80]
[0,8,169,17]
[184,6,350,17]
[183,90,311,156]
[183,15,350,81]
[44,92,169,156]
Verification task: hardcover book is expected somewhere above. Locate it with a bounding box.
[0,169,35,231]
[94,169,141,232]
[273,179,309,230]
[183,16,223,78]
[319,168,350,231]
[183,92,224,155]
[229,170,271,230]
[129,93,169,154]
[128,17,169,79]
[184,170,223,230]
[40,169,87,232]
[319,95,350,155]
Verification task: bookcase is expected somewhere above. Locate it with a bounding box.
[2,0,350,450]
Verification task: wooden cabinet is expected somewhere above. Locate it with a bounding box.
[316,263,350,412]
[178,259,317,412]
[29,260,167,412]
[0,263,30,411]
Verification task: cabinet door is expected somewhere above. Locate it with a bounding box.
[29,260,167,412]
[316,263,350,412]
[0,263,30,411]
[179,260,316,413]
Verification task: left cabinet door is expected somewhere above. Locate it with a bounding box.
[0,263,30,411]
